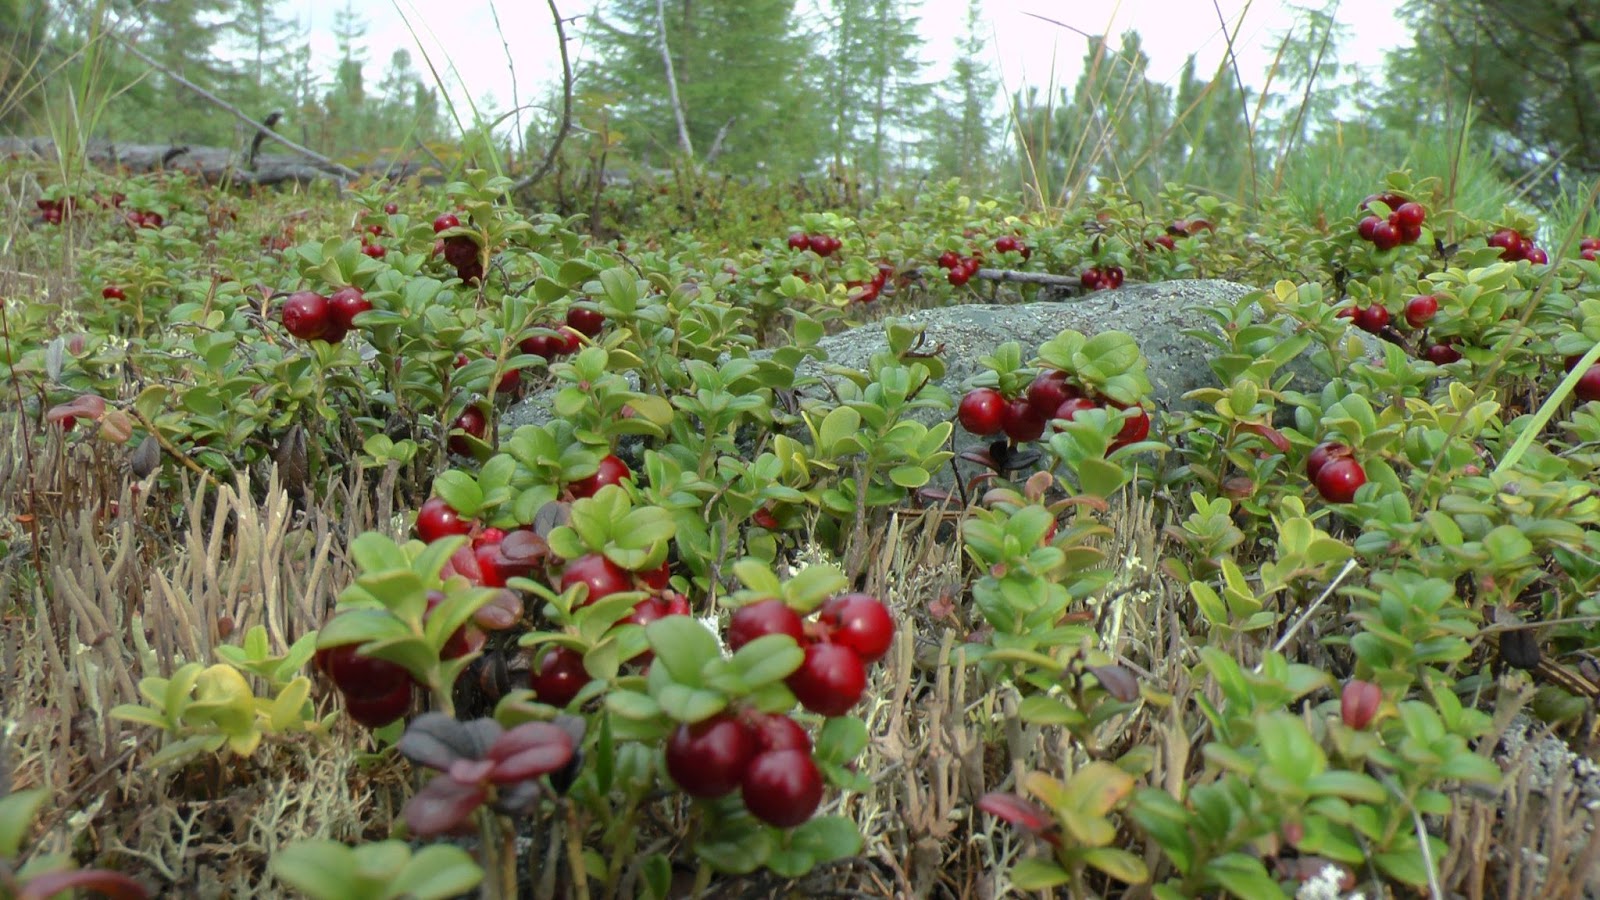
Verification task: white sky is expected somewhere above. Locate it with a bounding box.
[292,1,1407,134]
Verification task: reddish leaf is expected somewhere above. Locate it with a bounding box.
[486,722,576,783]
[19,868,149,900]
[1238,422,1291,453]
[472,588,523,631]
[397,711,502,771]
[45,394,106,427]
[1087,664,1140,702]
[404,775,487,837]
[448,758,495,785]
[978,792,1055,835]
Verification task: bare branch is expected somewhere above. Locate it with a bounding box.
[512,1,577,193]
[656,0,695,158]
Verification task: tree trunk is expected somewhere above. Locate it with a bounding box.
[656,0,695,158]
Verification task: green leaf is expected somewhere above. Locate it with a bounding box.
[727,634,804,686]
[0,788,47,858]
[270,839,358,899]
[1206,853,1285,899]
[1009,858,1072,889]
[653,682,728,723]
[388,843,485,899]
[645,616,721,687]
[348,532,409,576]
[1018,695,1086,727]
[1082,846,1150,884]
[641,853,672,900]
[814,716,868,764]
[787,815,862,862]
[1304,770,1387,803]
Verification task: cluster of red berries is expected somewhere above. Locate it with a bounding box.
[1079,265,1125,291]
[279,286,373,343]
[124,209,164,230]
[1336,294,1438,336]
[1581,236,1600,262]
[957,370,1150,449]
[845,262,894,304]
[732,593,893,717]
[992,234,1032,259]
[787,232,842,257]
[1487,228,1549,264]
[1356,193,1426,251]
[1306,441,1366,503]
[520,305,604,361]
[937,250,983,286]
[315,589,482,727]
[433,213,483,283]
[35,196,76,225]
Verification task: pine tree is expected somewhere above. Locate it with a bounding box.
[230,0,297,118]
[0,0,51,127]
[923,0,999,187]
[584,0,826,175]
[817,0,927,191]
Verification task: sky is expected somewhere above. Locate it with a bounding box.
[291,0,1408,136]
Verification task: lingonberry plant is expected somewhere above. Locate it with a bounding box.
[20,157,1600,899]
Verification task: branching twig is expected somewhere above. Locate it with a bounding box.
[108,34,362,182]
[513,1,576,192]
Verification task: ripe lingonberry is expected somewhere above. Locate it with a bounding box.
[728,599,806,652]
[817,594,894,663]
[786,642,867,717]
[741,749,824,828]
[665,714,756,798]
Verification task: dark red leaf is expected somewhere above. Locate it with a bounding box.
[19,868,149,900]
[486,722,576,783]
[1087,664,1140,702]
[978,792,1054,834]
[448,758,496,785]
[403,776,488,837]
[396,712,502,770]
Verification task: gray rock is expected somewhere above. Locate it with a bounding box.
[503,279,1385,480]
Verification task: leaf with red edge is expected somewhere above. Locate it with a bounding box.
[448,758,495,785]
[472,589,523,631]
[486,722,576,783]
[1238,422,1291,453]
[19,868,149,900]
[397,712,502,771]
[977,792,1059,843]
[45,394,106,427]
[404,776,488,837]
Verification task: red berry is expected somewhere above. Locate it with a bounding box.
[1081,268,1104,290]
[361,243,387,258]
[994,235,1019,253]
[957,388,1006,436]
[529,646,590,707]
[1001,397,1047,443]
[1576,364,1600,403]
[415,497,474,543]
[566,306,606,338]
[1424,343,1463,365]
[1110,404,1151,448]
[1397,221,1423,244]
[1404,295,1439,328]
[728,599,806,652]
[442,235,479,269]
[1488,228,1522,259]
[1314,457,1367,503]
[448,406,488,456]
[1391,202,1425,230]
[786,642,867,717]
[960,257,981,277]
[1340,679,1382,730]
[520,333,569,360]
[640,561,672,591]
[432,213,460,233]
[570,454,632,499]
[328,286,372,333]
[1103,266,1125,289]
[666,714,756,798]
[1355,305,1390,333]
[1026,370,1082,419]
[319,643,412,700]
[559,553,633,606]
[383,202,399,215]
[1580,237,1600,252]
[749,714,811,753]
[424,590,474,660]
[1357,217,1382,243]
[1305,441,1351,481]
[343,681,412,728]
[1583,248,1598,261]
[1052,397,1099,427]
[1370,221,1401,251]
[741,749,823,827]
[101,286,125,301]
[281,291,331,340]
[817,593,894,664]
[808,234,835,257]
[1525,246,1549,264]
[936,250,960,269]
[1152,235,1176,250]
[787,232,811,250]
[947,267,971,287]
